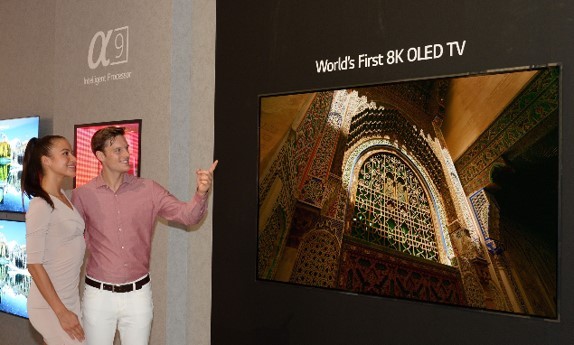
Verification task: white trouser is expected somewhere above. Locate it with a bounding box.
[82,278,153,345]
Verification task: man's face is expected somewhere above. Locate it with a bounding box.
[97,135,131,174]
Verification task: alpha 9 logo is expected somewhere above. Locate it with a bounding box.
[88,26,129,70]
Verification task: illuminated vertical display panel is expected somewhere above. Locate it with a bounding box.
[0,219,29,318]
[0,116,39,213]
[74,120,142,188]
[257,66,559,318]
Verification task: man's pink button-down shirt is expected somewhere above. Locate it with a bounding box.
[71,174,208,284]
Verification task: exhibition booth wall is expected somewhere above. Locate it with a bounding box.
[0,0,215,344]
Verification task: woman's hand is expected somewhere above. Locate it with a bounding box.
[56,308,85,341]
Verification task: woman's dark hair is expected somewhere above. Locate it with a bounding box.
[21,135,65,209]
[91,126,125,155]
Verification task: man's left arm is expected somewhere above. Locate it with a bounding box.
[156,160,217,226]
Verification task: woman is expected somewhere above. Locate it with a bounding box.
[22,135,86,344]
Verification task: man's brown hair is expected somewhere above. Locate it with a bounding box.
[91,126,126,155]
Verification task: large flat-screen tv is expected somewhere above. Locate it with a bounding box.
[257,65,559,319]
[0,116,40,214]
[74,119,142,188]
[0,219,29,318]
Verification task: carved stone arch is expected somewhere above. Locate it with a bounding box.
[289,229,341,288]
[346,108,443,188]
[342,137,455,264]
[346,146,452,264]
[344,106,458,223]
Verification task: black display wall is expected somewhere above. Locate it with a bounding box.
[214,1,574,344]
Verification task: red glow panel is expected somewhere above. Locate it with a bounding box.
[74,122,140,188]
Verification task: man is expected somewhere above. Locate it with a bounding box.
[71,126,216,345]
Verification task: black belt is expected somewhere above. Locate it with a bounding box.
[85,275,150,293]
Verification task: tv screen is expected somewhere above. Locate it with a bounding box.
[0,116,40,213]
[0,219,29,318]
[74,119,142,188]
[258,66,559,318]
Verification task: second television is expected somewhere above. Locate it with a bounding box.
[74,119,142,188]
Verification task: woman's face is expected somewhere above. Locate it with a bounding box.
[43,138,77,178]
